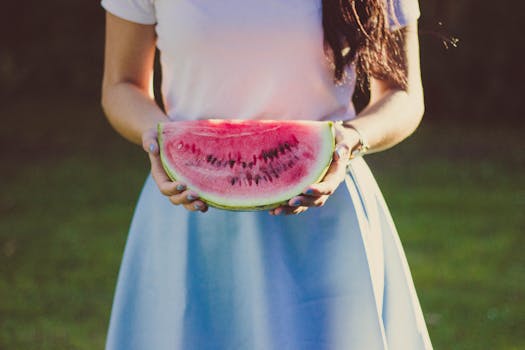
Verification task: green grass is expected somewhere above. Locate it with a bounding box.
[1,97,523,349]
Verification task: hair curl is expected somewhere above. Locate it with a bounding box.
[322,0,407,90]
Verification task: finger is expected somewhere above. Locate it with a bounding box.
[307,172,343,196]
[149,152,183,194]
[169,191,200,206]
[149,151,169,182]
[287,195,319,207]
[269,206,283,216]
[158,180,187,196]
[146,136,189,196]
[269,201,294,215]
[281,205,309,215]
[183,200,208,212]
[305,149,348,195]
[272,205,308,216]
[301,187,324,197]
[289,195,329,208]
[194,200,208,212]
[333,143,351,162]
[270,206,285,216]
[309,170,343,195]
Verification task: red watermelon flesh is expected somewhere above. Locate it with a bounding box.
[158,119,335,211]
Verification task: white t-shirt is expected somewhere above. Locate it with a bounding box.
[101,0,420,121]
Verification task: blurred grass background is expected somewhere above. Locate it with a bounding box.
[1,0,524,349]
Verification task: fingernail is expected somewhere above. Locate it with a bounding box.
[194,203,202,210]
[336,145,350,161]
[291,199,301,207]
[149,143,156,153]
[305,189,314,195]
[176,184,186,191]
[187,194,197,201]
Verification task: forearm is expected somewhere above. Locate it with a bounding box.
[344,88,424,154]
[101,82,167,145]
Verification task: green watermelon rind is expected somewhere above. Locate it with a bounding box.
[157,120,335,212]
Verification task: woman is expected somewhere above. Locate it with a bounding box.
[101,0,432,349]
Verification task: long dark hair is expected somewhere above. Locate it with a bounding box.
[322,0,407,90]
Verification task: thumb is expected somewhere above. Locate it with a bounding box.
[333,144,350,162]
[142,128,159,155]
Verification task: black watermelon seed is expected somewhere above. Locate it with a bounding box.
[269,164,279,178]
[263,170,273,182]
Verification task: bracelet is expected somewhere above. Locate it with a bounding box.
[342,122,370,159]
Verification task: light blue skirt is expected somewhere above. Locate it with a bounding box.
[105,157,432,349]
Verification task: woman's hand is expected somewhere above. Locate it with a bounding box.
[142,127,209,213]
[268,123,360,216]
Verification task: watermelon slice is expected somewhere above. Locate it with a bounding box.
[158,120,335,211]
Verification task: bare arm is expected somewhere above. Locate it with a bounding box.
[343,23,425,153]
[101,13,166,145]
[101,12,208,212]
[273,23,424,215]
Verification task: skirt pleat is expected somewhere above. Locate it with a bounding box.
[106,157,432,350]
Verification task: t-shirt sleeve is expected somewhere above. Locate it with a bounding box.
[386,0,420,30]
[101,0,156,25]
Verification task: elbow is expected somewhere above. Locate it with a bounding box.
[402,89,425,137]
[100,81,121,137]
[408,102,424,138]
[100,81,111,117]
[408,79,425,131]
[412,98,425,130]
[100,80,120,129]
